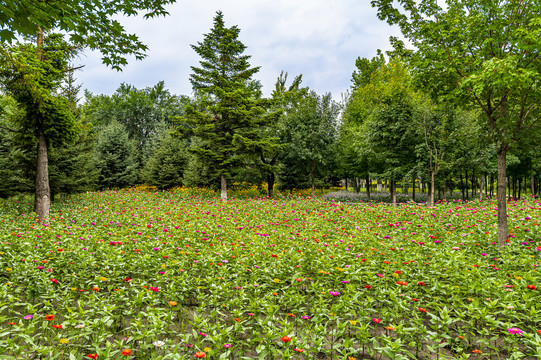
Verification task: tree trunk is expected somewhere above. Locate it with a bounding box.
[518,177,522,200]
[377,179,382,191]
[531,173,535,198]
[35,129,50,220]
[267,173,275,198]
[479,174,484,202]
[412,177,416,202]
[220,174,227,200]
[429,170,435,207]
[465,169,469,200]
[310,160,315,197]
[345,177,348,191]
[460,173,465,200]
[497,147,508,248]
[365,174,371,201]
[352,177,358,193]
[390,179,397,205]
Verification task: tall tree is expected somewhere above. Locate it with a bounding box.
[0,0,176,220]
[372,0,541,247]
[176,11,280,200]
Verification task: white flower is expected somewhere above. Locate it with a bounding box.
[76,324,85,329]
[153,340,166,347]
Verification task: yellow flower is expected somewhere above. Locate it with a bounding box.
[5,268,12,272]
[59,338,69,344]
[70,287,77,291]
[515,276,522,280]
[203,347,211,352]
[0,252,4,255]
[330,313,336,316]
[392,273,399,278]
[336,267,345,272]
[100,277,107,281]
[161,264,166,269]
[349,320,357,325]
[273,278,280,283]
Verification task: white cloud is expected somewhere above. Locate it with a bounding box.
[76,0,403,101]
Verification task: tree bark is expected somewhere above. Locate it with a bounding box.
[479,174,484,202]
[390,179,397,205]
[531,173,535,198]
[310,159,315,197]
[412,177,415,202]
[365,174,371,201]
[497,146,508,248]
[35,129,50,220]
[428,170,435,207]
[267,173,275,198]
[220,174,227,200]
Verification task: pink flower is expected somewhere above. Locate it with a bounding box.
[372,318,381,323]
[50,279,59,284]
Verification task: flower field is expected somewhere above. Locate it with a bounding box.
[1,189,540,359]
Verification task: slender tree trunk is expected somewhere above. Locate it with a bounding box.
[518,177,522,200]
[497,146,508,248]
[465,169,469,200]
[390,179,397,205]
[479,174,484,202]
[267,173,275,198]
[365,174,371,201]
[429,170,435,207]
[377,179,382,191]
[531,173,535,198]
[35,129,50,219]
[345,178,348,191]
[220,174,227,200]
[412,177,416,202]
[460,173,465,200]
[310,160,315,197]
[352,177,358,193]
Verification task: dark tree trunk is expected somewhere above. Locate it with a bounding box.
[310,160,315,197]
[412,177,416,202]
[267,173,275,198]
[531,173,535,198]
[390,179,396,205]
[465,169,469,200]
[345,178,348,191]
[460,173,465,201]
[428,170,435,206]
[35,129,50,220]
[497,146,508,248]
[365,174,371,201]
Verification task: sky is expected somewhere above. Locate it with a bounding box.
[76,0,403,101]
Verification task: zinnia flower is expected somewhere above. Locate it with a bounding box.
[194,352,206,358]
[87,355,98,359]
[507,327,523,335]
[224,344,231,349]
[45,314,55,321]
[121,349,132,356]
[281,336,291,342]
[372,318,381,323]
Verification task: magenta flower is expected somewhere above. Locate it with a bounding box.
[507,327,523,335]
[224,344,232,349]
[329,291,340,296]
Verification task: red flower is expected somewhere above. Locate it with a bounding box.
[234,317,241,322]
[281,336,291,342]
[50,279,59,284]
[53,324,63,329]
[417,282,425,286]
[364,285,372,290]
[194,352,206,358]
[87,355,98,359]
[472,349,482,354]
[527,285,536,290]
[394,270,402,274]
[294,348,304,352]
[45,314,55,321]
[8,322,15,325]
[418,308,427,313]
[537,330,541,335]
[121,349,132,356]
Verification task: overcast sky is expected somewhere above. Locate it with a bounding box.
[76,0,402,101]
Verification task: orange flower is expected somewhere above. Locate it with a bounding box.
[121,349,132,356]
[281,336,291,342]
[457,336,465,340]
[194,352,206,358]
[537,330,541,335]
[169,301,178,306]
[472,349,482,354]
[45,314,55,321]
[234,317,240,322]
[384,326,395,331]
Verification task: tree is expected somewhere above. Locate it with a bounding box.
[93,121,137,190]
[176,11,280,200]
[372,0,541,247]
[142,132,188,190]
[0,0,176,220]
[281,90,340,197]
[0,33,78,218]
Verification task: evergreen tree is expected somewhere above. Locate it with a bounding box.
[142,133,188,190]
[175,11,280,200]
[93,121,137,190]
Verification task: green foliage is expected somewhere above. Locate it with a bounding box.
[92,121,137,190]
[142,132,188,190]
[0,0,177,70]
[0,33,79,148]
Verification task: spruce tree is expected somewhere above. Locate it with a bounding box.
[176,11,280,200]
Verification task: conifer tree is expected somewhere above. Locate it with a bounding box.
[176,11,280,200]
